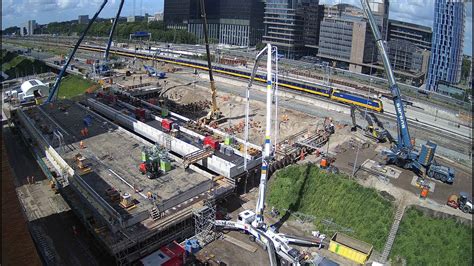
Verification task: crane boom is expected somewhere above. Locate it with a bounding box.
[46,0,108,103]
[254,44,274,228]
[360,0,412,150]
[361,0,455,183]
[199,0,220,120]
[104,0,125,61]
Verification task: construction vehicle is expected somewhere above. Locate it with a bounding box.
[319,154,339,174]
[361,0,455,183]
[215,44,324,266]
[199,0,221,121]
[95,0,125,76]
[350,106,393,143]
[139,145,161,179]
[447,192,473,213]
[144,65,166,79]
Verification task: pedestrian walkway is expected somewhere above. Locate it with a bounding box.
[381,202,406,263]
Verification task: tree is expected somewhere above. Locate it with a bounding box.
[461,57,471,82]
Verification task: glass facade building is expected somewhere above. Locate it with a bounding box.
[426,0,465,91]
[164,0,264,46]
[263,0,306,59]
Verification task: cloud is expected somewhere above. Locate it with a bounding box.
[2,0,107,17]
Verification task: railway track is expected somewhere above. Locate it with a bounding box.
[8,39,472,146]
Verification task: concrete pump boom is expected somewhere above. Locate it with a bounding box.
[254,44,274,228]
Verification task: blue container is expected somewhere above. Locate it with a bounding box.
[184,239,201,255]
[83,115,93,127]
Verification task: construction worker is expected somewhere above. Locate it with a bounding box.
[80,140,84,149]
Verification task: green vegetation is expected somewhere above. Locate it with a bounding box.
[44,21,197,44]
[57,75,97,99]
[267,164,394,251]
[391,208,472,265]
[1,50,49,80]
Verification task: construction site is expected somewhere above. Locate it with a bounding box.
[2,0,472,266]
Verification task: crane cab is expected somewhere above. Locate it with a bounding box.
[237,210,256,224]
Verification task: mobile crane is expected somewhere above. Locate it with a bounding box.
[46,0,109,102]
[199,0,221,121]
[95,0,125,76]
[361,0,455,183]
[214,44,324,266]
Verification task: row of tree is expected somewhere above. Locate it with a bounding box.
[45,20,198,44]
[2,21,198,45]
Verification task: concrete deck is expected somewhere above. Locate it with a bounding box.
[22,101,213,224]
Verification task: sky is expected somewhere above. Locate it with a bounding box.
[2,0,472,55]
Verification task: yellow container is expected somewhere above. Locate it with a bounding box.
[329,233,373,265]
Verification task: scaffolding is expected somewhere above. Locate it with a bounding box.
[193,182,220,246]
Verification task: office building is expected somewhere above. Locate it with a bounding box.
[368,0,389,41]
[127,16,146,23]
[426,0,465,91]
[218,0,265,46]
[164,0,265,47]
[318,15,376,72]
[388,19,432,50]
[78,15,89,25]
[263,0,306,59]
[301,1,324,54]
[163,0,198,29]
[386,39,430,74]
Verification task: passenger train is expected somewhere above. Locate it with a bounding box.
[79,45,384,112]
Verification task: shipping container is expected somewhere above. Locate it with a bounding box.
[329,233,372,265]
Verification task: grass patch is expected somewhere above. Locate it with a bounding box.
[390,207,472,265]
[267,164,395,251]
[57,75,97,99]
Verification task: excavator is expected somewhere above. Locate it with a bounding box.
[360,0,455,183]
[350,105,394,143]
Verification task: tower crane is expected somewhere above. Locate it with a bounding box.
[360,0,455,183]
[46,0,109,103]
[214,44,325,266]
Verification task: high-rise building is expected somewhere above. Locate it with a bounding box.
[263,0,305,59]
[301,1,324,54]
[426,0,465,91]
[25,20,37,36]
[164,0,264,47]
[388,20,432,50]
[218,0,265,46]
[78,15,89,25]
[163,0,200,29]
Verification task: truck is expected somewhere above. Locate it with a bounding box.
[447,192,473,213]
